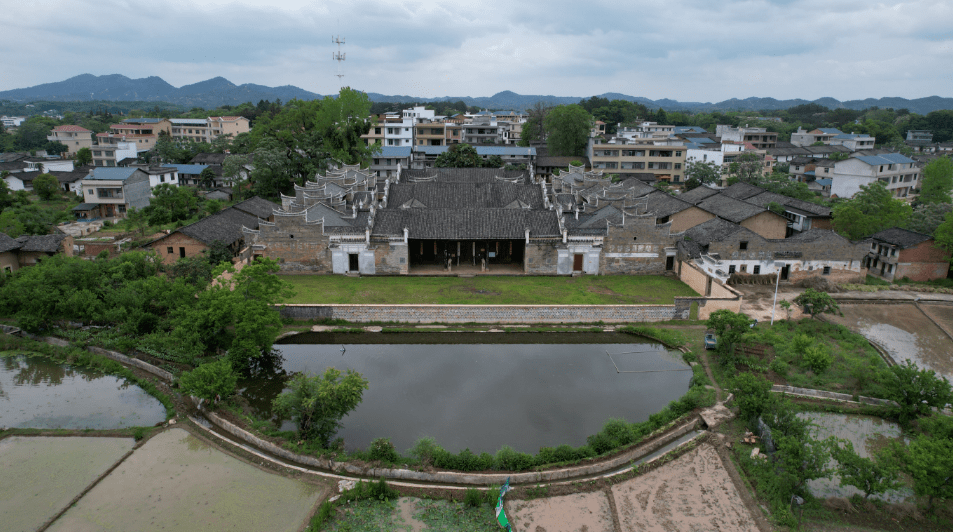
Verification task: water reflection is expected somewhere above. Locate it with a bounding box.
[249,333,691,453]
[0,353,167,429]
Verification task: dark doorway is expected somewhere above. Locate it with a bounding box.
[573,254,584,272]
[665,256,675,271]
[179,247,185,258]
[780,264,790,281]
[349,253,359,272]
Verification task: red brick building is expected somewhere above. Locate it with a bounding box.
[864,228,951,282]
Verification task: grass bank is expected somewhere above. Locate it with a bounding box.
[279,275,698,305]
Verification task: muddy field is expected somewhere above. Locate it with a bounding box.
[735,284,807,322]
[508,491,615,532]
[825,303,953,379]
[0,436,134,532]
[47,428,324,532]
[799,413,912,502]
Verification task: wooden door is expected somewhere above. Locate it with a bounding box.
[573,254,583,272]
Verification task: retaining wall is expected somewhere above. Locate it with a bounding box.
[771,385,896,407]
[203,409,701,485]
[17,332,174,382]
[278,303,683,323]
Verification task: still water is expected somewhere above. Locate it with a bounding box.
[0,353,167,429]
[245,332,691,454]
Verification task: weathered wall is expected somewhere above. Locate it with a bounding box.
[678,258,709,295]
[0,251,17,273]
[897,240,952,282]
[676,261,743,318]
[255,215,334,272]
[148,232,208,265]
[670,207,715,233]
[740,211,787,239]
[373,241,409,275]
[600,218,675,274]
[279,304,682,323]
[525,241,559,274]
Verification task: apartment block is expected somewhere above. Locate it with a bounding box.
[47,125,94,155]
[830,153,919,199]
[586,138,687,183]
[715,125,778,149]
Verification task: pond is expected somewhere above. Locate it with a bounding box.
[0,353,167,430]
[244,332,692,454]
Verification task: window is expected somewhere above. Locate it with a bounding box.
[740,265,747,272]
[823,266,831,275]
[674,163,681,170]
[675,151,682,157]
[739,241,748,250]
[728,265,736,274]
[167,247,173,254]
[753,265,761,274]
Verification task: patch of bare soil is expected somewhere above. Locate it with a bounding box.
[508,491,615,532]
[734,284,806,322]
[611,443,760,532]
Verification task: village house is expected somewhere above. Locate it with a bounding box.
[863,227,951,282]
[73,167,152,219]
[830,153,919,199]
[47,125,94,155]
[0,231,74,273]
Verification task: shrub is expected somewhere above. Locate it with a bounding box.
[409,437,441,464]
[178,358,238,403]
[464,488,483,508]
[495,446,534,471]
[769,357,789,377]
[802,345,833,374]
[368,437,400,463]
[732,373,773,422]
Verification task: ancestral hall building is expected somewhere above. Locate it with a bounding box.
[242,163,869,280]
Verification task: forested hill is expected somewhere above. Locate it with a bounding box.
[1,74,952,113]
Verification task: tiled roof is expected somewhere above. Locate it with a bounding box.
[51,125,92,132]
[695,194,767,223]
[817,128,843,135]
[373,209,560,239]
[190,153,228,165]
[677,185,720,204]
[412,146,536,156]
[16,233,68,253]
[232,196,280,219]
[172,207,261,247]
[389,182,544,210]
[855,153,916,166]
[636,191,695,218]
[0,232,21,253]
[682,217,751,246]
[162,164,209,175]
[72,203,100,211]
[720,182,764,200]
[377,146,412,157]
[402,168,530,184]
[869,227,932,248]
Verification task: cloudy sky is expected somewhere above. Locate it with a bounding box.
[2,0,952,101]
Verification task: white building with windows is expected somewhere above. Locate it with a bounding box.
[830,153,919,199]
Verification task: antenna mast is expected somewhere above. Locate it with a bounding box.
[332,35,346,85]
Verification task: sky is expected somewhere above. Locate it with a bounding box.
[2,0,952,102]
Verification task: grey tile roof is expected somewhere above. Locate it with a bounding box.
[402,168,530,184]
[170,207,262,247]
[744,191,831,217]
[677,185,721,204]
[682,217,751,246]
[16,234,68,253]
[0,232,21,253]
[869,227,932,248]
[695,194,767,223]
[87,167,141,181]
[635,191,696,218]
[373,209,560,239]
[721,182,764,200]
[232,196,280,219]
[54,170,90,184]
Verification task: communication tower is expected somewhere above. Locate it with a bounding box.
[332,35,346,84]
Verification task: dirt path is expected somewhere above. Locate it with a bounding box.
[698,349,723,402]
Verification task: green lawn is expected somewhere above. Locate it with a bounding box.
[279,275,698,305]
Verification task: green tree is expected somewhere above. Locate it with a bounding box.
[272,367,369,446]
[934,211,953,259]
[544,104,592,157]
[727,152,764,184]
[435,143,484,168]
[774,434,833,493]
[249,137,295,198]
[918,157,953,205]
[892,434,953,513]
[75,147,92,167]
[32,173,60,201]
[198,167,217,189]
[221,154,248,186]
[518,102,549,146]
[203,240,232,266]
[125,206,148,238]
[793,288,840,319]
[684,159,722,187]
[882,359,952,425]
[484,154,504,168]
[828,151,849,162]
[731,373,773,422]
[832,181,912,240]
[145,184,197,225]
[829,438,902,499]
[178,358,238,403]
[904,203,952,236]
[705,309,752,357]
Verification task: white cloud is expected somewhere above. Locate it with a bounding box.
[0,0,950,101]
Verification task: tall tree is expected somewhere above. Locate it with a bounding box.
[726,152,764,184]
[519,101,549,146]
[832,181,913,240]
[434,143,484,168]
[272,367,370,446]
[683,160,722,187]
[904,203,953,236]
[544,104,592,157]
[918,157,953,205]
[75,147,92,167]
[32,173,60,201]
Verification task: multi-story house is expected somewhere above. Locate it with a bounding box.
[715,125,778,149]
[47,125,94,155]
[616,122,677,140]
[169,118,211,142]
[830,153,919,199]
[98,120,170,153]
[864,228,951,282]
[371,147,412,178]
[415,122,449,146]
[790,127,843,147]
[906,130,933,142]
[92,141,138,167]
[207,116,250,139]
[0,116,26,128]
[411,146,535,169]
[829,133,876,151]
[464,115,504,144]
[587,137,688,183]
[76,167,152,218]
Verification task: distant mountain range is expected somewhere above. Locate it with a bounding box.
[2,74,952,114]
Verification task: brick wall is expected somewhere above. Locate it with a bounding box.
[600,218,676,275]
[373,241,409,274]
[740,211,787,239]
[255,215,334,272]
[148,232,208,264]
[676,261,743,319]
[525,242,559,274]
[897,240,952,281]
[279,304,680,323]
[678,258,708,295]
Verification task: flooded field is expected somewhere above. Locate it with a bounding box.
[261,332,691,453]
[799,412,912,502]
[0,436,133,532]
[611,444,759,532]
[824,304,953,380]
[47,428,324,532]
[0,353,167,429]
